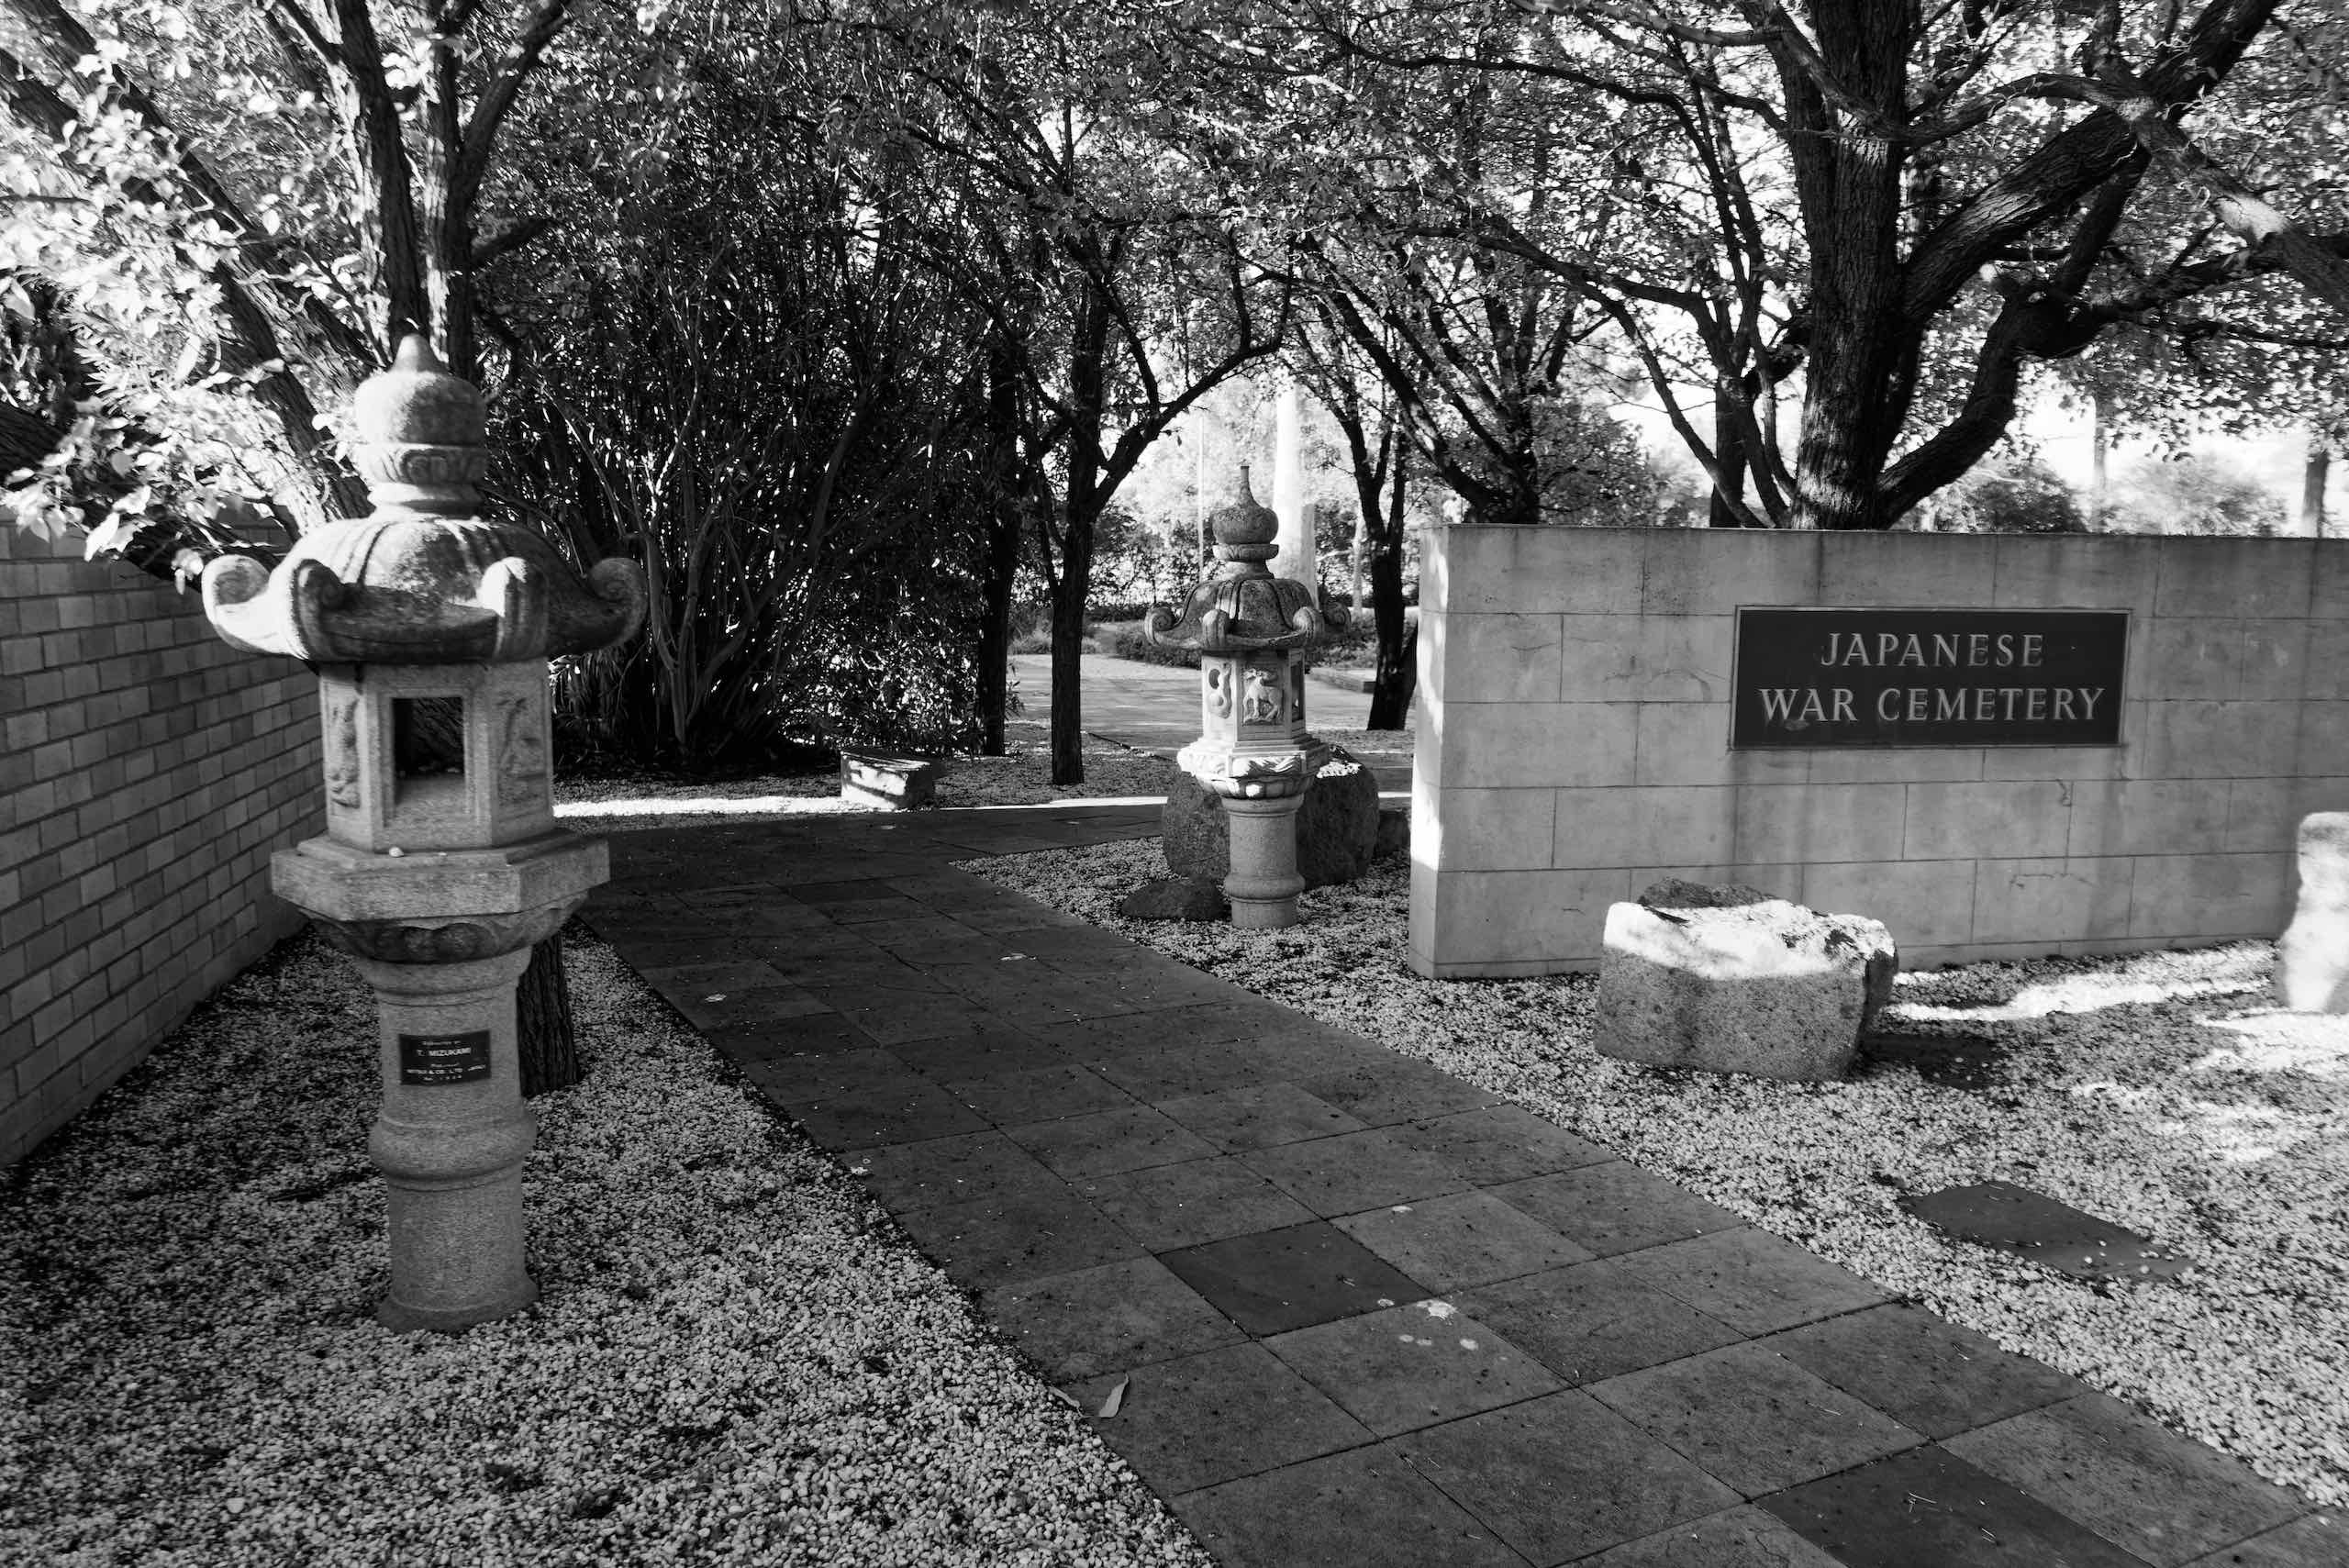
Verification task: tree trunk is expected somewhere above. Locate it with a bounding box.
[517,933,579,1097]
[1365,457,1414,730]
[2302,439,2331,539]
[975,508,1020,755]
[1709,389,1752,528]
[1047,579,1087,784]
[2090,390,2112,529]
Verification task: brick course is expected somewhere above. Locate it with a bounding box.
[2,525,320,1166]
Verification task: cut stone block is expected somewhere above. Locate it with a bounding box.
[2277,811,2349,1012]
[1899,1180,2190,1283]
[1593,880,1897,1081]
[840,751,942,810]
[1118,877,1230,922]
[1163,744,1382,888]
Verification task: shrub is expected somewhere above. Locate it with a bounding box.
[2105,454,2288,537]
[1092,618,1199,669]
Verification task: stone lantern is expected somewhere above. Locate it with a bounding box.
[201,337,646,1331]
[1146,467,1349,928]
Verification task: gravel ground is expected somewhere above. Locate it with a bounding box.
[971,839,2349,1511]
[0,928,1211,1568]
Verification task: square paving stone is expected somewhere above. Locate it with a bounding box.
[1490,1162,1743,1257]
[1761,1442,2159,1568]
[1086,1040,1290,1100]
[1581,1506,1845,1567]
[1609,1227,1887,1336]
[1901,1179,2191,1282]
[848,1129,1067,1212]
[1007,1105,1219,1179]
[629,959,784,995]
[2183,1512,2343,1566]
[1294,1054,1504,1128]
[1335,1191,1593,1290]
[887,1025,1066,1081]
[739,1047,922,1105]
[704,1013,877,1062]
[1064,1341,1374,1495]
[1264,1302,1561,1436]
[1393,1105,1615,1185]
[1158,1082,1366,1151]
[892,1184,1143,1288]
[659,983,833,1032]
[1035,1001,1275,1056]
[1172,1440,1531,1568]
[1078,1157,1319,1251]
[1397,1389,1738,1564]
[1764,1303,2081,1440]
[981,1256,1244,1382]
[1453,1260,1742,1385]
[948,1063,1137,1125]
[1160,1219,1431,1335]
[1944,1394,2310,1567]
[838,992,1008,1046]
[1588,1342,1921,1497]
[1241,1129,1470,1216]
[783,1080,989,1151]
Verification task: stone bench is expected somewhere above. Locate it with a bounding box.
[840,751,944,810]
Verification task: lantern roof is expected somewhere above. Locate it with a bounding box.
[202,337,644,664]
[1147,466,1347,654]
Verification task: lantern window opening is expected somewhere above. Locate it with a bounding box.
[392,695,469,812]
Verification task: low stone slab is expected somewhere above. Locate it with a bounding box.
[2277,811,2349,1012]
[1899,1180,2190,1283]
[1593,880,1896,1082]
[1163,745,1382,888]
[1119,877,1230,922]
[840,751,942,810]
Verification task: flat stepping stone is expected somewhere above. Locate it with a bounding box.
[1860,1029,2012,1089]
[1900,1180,2190,1282]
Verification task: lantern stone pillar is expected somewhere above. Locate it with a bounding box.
[1148,467,1348,929]
[201,336,647,1330]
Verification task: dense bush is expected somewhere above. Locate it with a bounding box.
[1933,455,2088,534]
[1091,619,1199,669]
[2105,454,2289,536]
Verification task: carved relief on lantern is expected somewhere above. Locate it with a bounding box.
[1241,663,1286,726]
[1204,662,1233,718]
[325,689,362,809]
[495,693,548,807]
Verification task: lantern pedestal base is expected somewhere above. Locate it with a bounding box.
[350,946,540,1332]
[1220,791,1309,929]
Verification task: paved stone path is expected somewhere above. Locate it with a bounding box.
[584,806,2335,1568]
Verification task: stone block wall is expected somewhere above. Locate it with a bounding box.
[2,526,320,1165]
[1410,528,2349,976]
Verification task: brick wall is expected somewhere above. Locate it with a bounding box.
[1411,528,2349,976]
[2,525,320,1165]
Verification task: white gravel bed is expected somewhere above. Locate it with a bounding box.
[555,724,1181,832]
[0,928,1211,1568]
[969,839,2349,1509]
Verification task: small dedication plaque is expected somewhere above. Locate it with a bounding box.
[1731,608,2128,749]
[398,1029,492,1086]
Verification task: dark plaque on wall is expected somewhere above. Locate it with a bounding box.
[1731,608,2129,749]
[398,1029,492,1085]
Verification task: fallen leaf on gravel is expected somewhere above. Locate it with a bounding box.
[1099,1378,1129,1418]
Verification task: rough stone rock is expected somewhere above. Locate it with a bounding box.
[1163,745,1382,889]
[841,751,941,810]
[2277,812,2349,1012]
[1593,879,1898,1082]
[1117,877,1230,921]
[1374,802,1410,863]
